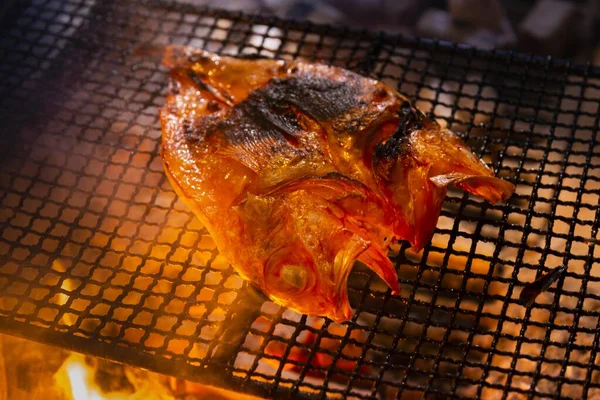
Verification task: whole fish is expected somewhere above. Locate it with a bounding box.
[160,45,514,322]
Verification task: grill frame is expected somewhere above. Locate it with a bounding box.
[1,1,600,398]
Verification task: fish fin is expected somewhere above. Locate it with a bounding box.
[372,140,447,251]
[358,246,400,294]
[330,232,371,323]
[163,45,288,104]
[421,128,515,202]
[430,172,515,204]
[373,121,514,250]
[163,45,200,69]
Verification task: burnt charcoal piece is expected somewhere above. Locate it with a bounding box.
[518,0,577,57]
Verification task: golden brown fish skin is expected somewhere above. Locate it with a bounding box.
[370,101,515,249]
[160,45,514,322]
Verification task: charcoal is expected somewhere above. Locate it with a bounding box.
[262,0,295,12]
[418,7,516,50]
[208,0,262,12]
[171,0,212,4]
[382,0,424,25]
[416,9,456,41]
[325,0,387,23]
[303,2,344,24]
[466,24,516,49]
[463,28,501,50]
[90,356,135,395]
[495,17,518,47]
[449,0,504,32]
[518,0,577,56]
[577,0,600,47]
[448,0,516,48]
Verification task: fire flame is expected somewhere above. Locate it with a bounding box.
[65,356,105,400]
[49,257,254,400]
[55,353,259,400]
[55,354,117,400]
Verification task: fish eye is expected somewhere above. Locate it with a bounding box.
[269,262,314,295]
[280,264,308,290]
[265,247,315,295]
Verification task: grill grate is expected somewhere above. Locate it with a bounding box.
[1,0,600,398]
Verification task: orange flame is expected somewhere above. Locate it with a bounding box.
[55,354,114,400]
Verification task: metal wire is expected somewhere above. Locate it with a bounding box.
[1,0,600,398]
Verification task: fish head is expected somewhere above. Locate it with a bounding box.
[233,176,399,323]
[262,223,369,323]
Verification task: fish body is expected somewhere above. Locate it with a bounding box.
[160,45,514,322]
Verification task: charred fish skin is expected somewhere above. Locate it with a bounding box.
[372,101,424,179]
[160,45,515,322]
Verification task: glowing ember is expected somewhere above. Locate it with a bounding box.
[264,322,369,380]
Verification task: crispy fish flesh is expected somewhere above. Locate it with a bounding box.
[160,45,515,322]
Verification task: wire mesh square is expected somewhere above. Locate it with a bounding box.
[1,0,600,398]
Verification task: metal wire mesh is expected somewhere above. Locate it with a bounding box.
[1,0,600,398]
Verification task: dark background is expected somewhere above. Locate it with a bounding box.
[192,0,600,64]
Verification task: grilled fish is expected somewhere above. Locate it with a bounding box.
[160,45,514,322]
